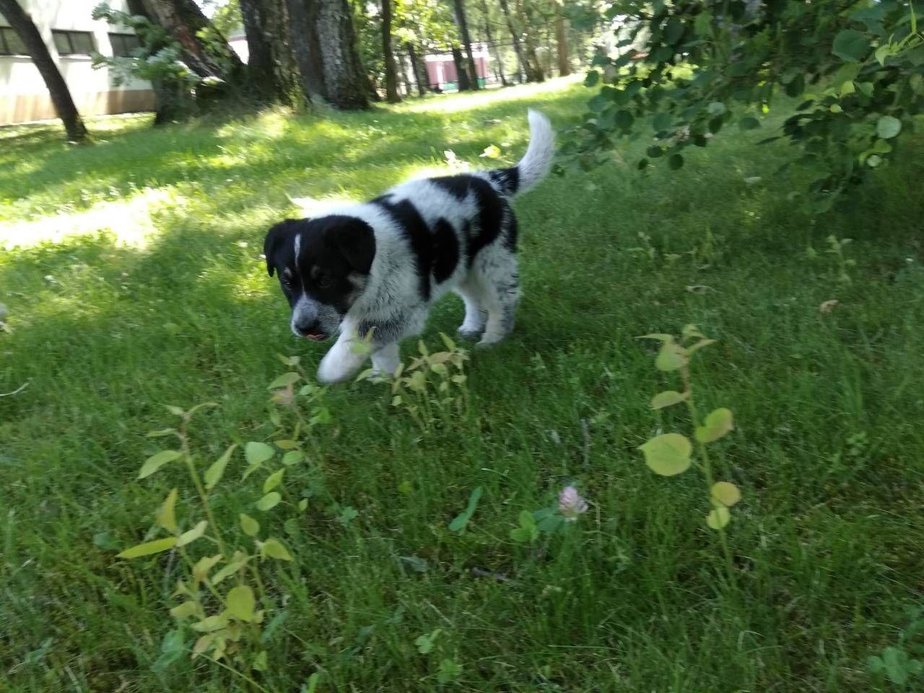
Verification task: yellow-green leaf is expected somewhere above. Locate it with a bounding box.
[263,469,285,494]
[282,450,304,466]
[650,390,689,410]
[267,371,301,389]
[192,554,223,583]
[211,555,248,585]
[240,513,260,537]
[193,633,216,656]
[261,538,293,561]
[695,408,734,443]
[638,433,692,476]
[226,585,256,622]
[706,506,731,530]
[255,492,281,511]
[481,143,502,159]
[138,450,182,479]
[118,536,177,559]
[711,481,741,507]
[176,520,208,547]
[656,341,688,372]
[204,444,237,490]
[170,601,201,620]
[191,613,228,632]
[155,488,179,533]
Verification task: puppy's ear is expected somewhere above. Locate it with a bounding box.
[330,220,376,275]
[263,219,298,277]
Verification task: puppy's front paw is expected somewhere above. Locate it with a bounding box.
[317,343,366,384]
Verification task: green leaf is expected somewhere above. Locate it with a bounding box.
[695,408,734,443]
[226,585,256,622]
[155,488,179,533]
[268,371,300,389]
[711,481,742,507]
[584,70,600,87]
[282,450,304,466]
[707,101,726,116]
[138,450,182,479]
[252,650,268,672]
[245,442,274,466]
[668,153,684,170]
[118,536,177,559]
[165,405,185,416]
[151,628,186,673]
[192,554,222,583]
[650,390,689,410]
[204,444,237,490]
[510,509,539,543]
[191,613,228,633]
[652,112,672,131]
[176,520,207,547]
[240,513,260,537]
[639,433,692,476]
[261,538,293,561]
[656,340,687,371]
[448,486,483,533]
[739,116,760,130]
[832,29,870,62]
[256,492,281,511]
[263,468,285,494]
[706,506,731,530]
[415,629,441,654]
[876,115,901,139]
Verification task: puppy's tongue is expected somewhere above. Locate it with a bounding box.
[305,332,327,342]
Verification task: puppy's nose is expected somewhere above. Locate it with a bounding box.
[293,319,328,341]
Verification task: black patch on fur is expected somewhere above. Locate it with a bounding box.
[431,175,473,201]
[373,195,433,301]
[429,175,509,267]
[489,167,520,196]
[432,218,460,284]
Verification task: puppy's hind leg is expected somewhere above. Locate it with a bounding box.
[455,281,488,340]
[476,250,520,346]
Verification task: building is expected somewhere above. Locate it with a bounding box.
[0,0,153,125]
[425,44,491,92]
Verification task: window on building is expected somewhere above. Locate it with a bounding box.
[52,30,95,56]
[0,26,28,56]
[109,33,142,58]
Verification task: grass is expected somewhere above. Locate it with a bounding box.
[2,77,924,691]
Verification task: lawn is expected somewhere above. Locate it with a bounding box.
[1,78,923,691]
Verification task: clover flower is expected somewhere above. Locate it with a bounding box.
[558,486,588,521]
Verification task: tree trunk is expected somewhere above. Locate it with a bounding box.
[498,0,529,84]
[554,11,570,77]
[124,0,193,124]
[315,0,369,109]
[451,0,479,90]
[240,0,301,104]
[145,0,238,79]
[451,46,471,91]
[285,0,323,102]
[381,0,400,103]
[406,42,428,96]
[479,0,507,86]
[0,0,88,141]
[517,0,544,82]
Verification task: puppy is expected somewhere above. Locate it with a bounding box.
[263,109,554,384]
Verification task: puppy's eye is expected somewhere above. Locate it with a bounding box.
[317,274,332,289]
[281,275,294,289]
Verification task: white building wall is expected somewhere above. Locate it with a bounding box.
[0,0,153,125]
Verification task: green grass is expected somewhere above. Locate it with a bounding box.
[2,78,924,691]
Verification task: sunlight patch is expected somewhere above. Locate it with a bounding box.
[0,187,182,250]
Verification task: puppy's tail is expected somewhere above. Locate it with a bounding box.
[487,109,555,197]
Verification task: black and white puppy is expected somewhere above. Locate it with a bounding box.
[263,109,554,384]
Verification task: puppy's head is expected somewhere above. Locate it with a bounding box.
[263,216,375,340]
